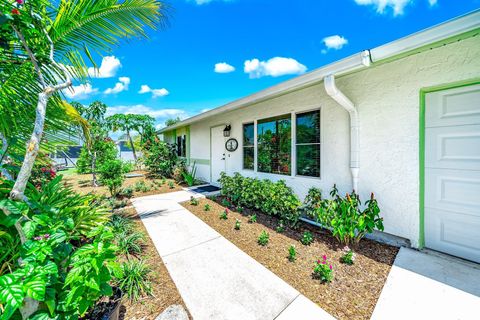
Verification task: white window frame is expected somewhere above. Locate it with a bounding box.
[294,107,322,179]
[242,121,255,171]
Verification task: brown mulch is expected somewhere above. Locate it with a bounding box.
[116,207,191,320]
[182,197,399,320]
[61,170,184,197]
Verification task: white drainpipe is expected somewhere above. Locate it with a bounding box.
[324,51,370,192]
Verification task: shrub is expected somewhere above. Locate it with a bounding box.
[219,209,228,220]
[172,159,187,183]
[248,214,257,223]
[221,198,231,207]
[134,181,146,192]
[234,219,241,230]
[236,206,244,214]
[116,259,153,302]
[313,255,334,282]
[119,186,134,198]
[314,186,384,245]
[340,246,356,265]
[288,245,297,262]
[299,187,323,218]
[190,196,199,206]
[99,159,125,197]
[168,181,175,189]
[143,140,178,177]
[301,231,314,245]
[108,214,134,234]
[116,231,145,256]
[219,172,301,225]
[258,230,269,246]
[276,220,285,233]
[77,137,117,174]
[123,161,135,173]
[29,161,57,188]
[110,198,128,209]
[204,204,211,211]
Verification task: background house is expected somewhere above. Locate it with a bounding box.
[159,11,480,263]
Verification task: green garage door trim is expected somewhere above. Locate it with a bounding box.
[419,77,480,248]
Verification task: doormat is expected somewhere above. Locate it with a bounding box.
[191,185,221,193]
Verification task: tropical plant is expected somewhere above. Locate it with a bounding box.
[314,187,384,245]
[248,214,257,223]
[108,214,135,235]
[219,208,228,220]
[234,219,241,230]
[168,181,175,189]
[257,230,269,246]
[98,159,125,197]
[182,161,197,186]
[115,259,153,302]
[143,140,178,177]
[119,186,134,198]
[164,117,181,127]
[116,231,145,256]
[204,204,211,211]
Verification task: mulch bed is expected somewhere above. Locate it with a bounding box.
[182,197,398,320]
[117,207,191,320]
[62,170,184,197]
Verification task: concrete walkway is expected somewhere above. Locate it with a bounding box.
[372,247,480,320]
[132,191,334,320]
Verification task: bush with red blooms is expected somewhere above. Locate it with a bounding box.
[30,163,57,188]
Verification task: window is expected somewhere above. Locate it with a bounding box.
[296,110,320,177]
[257,115,291,175]
[177,135,186,157]
[243,123,254,170]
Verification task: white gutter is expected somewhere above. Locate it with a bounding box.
[324,51,370,191]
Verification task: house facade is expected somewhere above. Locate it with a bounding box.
[160,11,480,263]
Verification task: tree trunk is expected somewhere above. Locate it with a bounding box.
[127,129,137,161]
[0,132,14,181]
[10,92,48,201]
[91,151,98,187]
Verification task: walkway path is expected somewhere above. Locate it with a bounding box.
[372,247,480,320]
[132,190,334,320]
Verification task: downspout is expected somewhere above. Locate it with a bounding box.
[324,50,371,192]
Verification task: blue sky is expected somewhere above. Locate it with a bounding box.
[64,0,480,129]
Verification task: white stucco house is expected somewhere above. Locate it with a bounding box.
[159,11,480,263]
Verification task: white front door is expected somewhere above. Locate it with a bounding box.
[425,84,480,263]
[210,125,226,186]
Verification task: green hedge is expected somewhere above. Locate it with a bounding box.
[219,172,301,225]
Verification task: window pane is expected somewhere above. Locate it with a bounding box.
[177,136,182,156]
[296,110,320,144]
[182,135,186,157]
[243,123,254,146]
[297,144,320,177]
[243,147,254,170]
[257,115,291,175]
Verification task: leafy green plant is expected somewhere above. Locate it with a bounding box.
[190,196,199,206]
[204,204,211,211]
[115,259,152,302]
[219,209,228,220]
[119,186,134,198]
[99,159,125,197]
[182,161,198,187]
[276,220,285,233]
[109,198,128,209]
[236,206,244,214]
[168,181,175,189]
[288,245,297,262]
[116,231,145,256]
[134,181,147,192]
[108,214,134,235]
[313,255,334,283]
[234,219,241,230]
[315,187,384,245]
[299,187,323,218]
[248,214,257,223]
[301,231,314,245]
[340,246,356,265]
[221,198,231,208]
[219,172,301,225]
[257,230,269,246]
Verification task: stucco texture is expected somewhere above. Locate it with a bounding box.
[178,35,480,247]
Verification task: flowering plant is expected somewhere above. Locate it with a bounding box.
[313,255,334,282]
[340,246,356,265]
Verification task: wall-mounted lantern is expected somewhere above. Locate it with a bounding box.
[223,125,231,137]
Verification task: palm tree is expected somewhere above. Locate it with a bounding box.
[1,0,167,202]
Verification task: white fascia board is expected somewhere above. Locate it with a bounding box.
[159,52,369,133]
[370,9,480,62]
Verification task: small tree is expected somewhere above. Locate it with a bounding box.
[165,117,181,127]
[99,159,125,197]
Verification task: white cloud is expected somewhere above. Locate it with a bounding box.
[244,57,307,78]
[138,84,170,98]
[323,35,348,50]
[106,105,186,121]
[428,0,437,6]
[190,0,231,5]
[63,83,98,100]
[214,62,235,73]
[88,56,121,78]
[354,0,412,16]
[104,77,130,94]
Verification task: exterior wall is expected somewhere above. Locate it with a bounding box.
[166,35,480,247]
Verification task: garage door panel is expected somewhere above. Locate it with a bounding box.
[425,84,480,128]
[425,84,480,263]
[425,125,480,171]
[425,207,480,263]
[425,169,480,214]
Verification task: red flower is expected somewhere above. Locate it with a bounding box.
[329,265,332,270]
[17,0,23,4]
[11,8,20,15]
[322,255,327,261]
[317,260,321,264]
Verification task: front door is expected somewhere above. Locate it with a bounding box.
[424,83,480,263]
[210,125,226,186]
